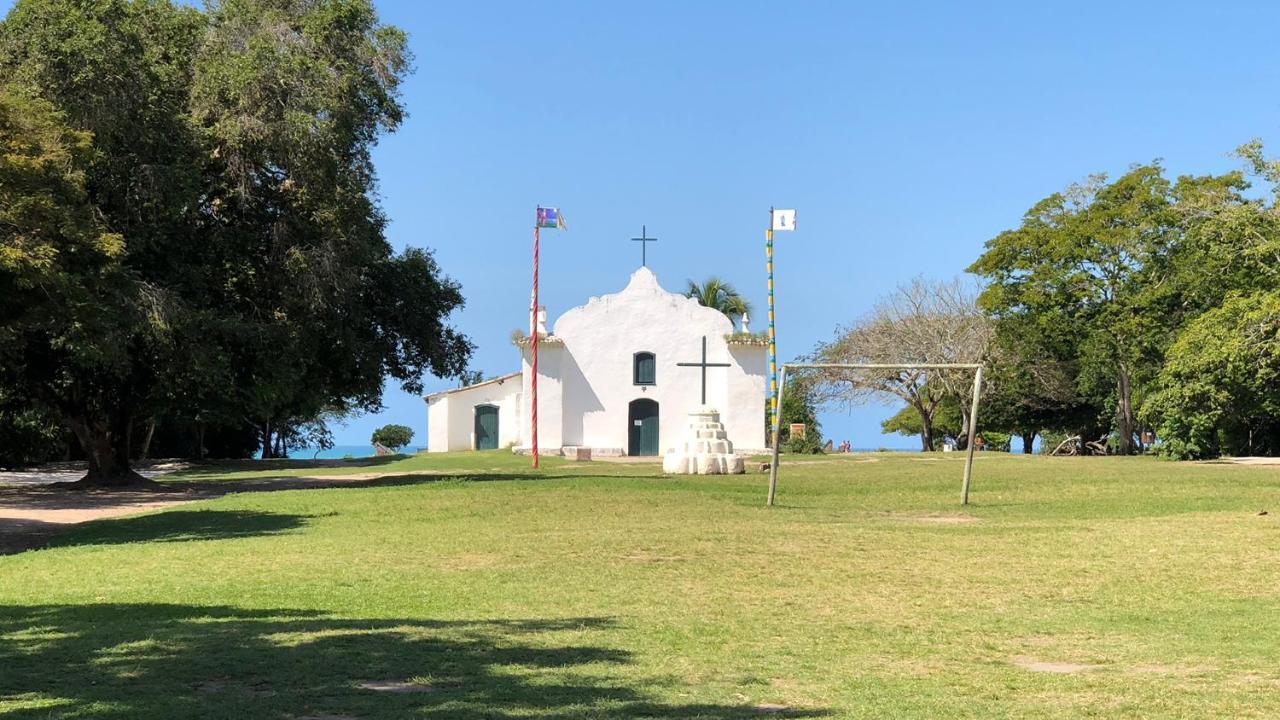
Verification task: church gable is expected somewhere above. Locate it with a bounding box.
[551,267,733,342]
[535,267,761,454]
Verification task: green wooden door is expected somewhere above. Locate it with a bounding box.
[474,405,499,450]
[628,399,659,456]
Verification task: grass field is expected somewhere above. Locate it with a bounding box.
[2,451,1278,718]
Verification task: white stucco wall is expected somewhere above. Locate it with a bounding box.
[725,344,767,451]
[522,267,766,455]
[516,343,565,453]
[426,395,451,452]
[424,373,522,452]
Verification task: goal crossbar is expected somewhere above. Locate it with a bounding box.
[767,362,985,507]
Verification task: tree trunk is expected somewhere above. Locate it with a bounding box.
[1115,368,1135,455]
[911,400,936,452]
[139,417,157,460]
[261,420,273,459]
[957,407,971,451]
[68,412,147,486]
[1021,430,1036,454]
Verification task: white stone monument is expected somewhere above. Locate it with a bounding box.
[663,405,745,474]
[662,335,746,475]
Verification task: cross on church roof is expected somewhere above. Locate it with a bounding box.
[676,335,731,405]
[630,225,658,267]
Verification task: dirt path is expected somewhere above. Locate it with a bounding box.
[1219,456,1280,466]
[0,461,181,487]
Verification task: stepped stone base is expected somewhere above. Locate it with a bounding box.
[663,406,745,475]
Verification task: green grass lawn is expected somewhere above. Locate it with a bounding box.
[3,452,1279,718]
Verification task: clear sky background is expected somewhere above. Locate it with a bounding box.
[8,0,1280,449]
[351,0,1280,451]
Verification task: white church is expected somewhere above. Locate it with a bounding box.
[425,267,767,457]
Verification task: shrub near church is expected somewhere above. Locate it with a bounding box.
[371,425,415,453]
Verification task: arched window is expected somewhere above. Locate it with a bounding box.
[633,351,656,385]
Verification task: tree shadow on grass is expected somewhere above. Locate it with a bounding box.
[360,470,675,488]
[170,455,410,475]
[0,604,827,719]
[0,518,64,556]
[45,510,310,548]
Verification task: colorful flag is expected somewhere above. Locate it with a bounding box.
[771,208,797,232]
[536,206,566,230]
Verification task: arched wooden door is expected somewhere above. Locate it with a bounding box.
[474,405,499,450]
[628,399,659,456]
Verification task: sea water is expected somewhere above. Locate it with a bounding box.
[259,445,920,459]
[305,444,378,459]
[256,444,423,460]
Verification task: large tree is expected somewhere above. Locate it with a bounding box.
[185,0,470,458]
[1141,143,1280,458]
[969,166,1177,455]
[0,83,127,469]
[1168,144,1280,316]
[1144,292,1280,459]
[880,388,962,448]
[976,327,1103,454]
[812,278,991,451]
[0,0,470,482]
[0,0,205,483]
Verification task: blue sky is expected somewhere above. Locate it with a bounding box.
[352,0,1280,450]
[8,1,1280,449]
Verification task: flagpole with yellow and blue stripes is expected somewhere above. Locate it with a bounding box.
[766,218,777,444]
[765,208,795,447]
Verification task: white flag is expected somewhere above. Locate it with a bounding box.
[771,208,797,232]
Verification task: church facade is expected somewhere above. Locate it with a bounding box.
[425,267,767,456]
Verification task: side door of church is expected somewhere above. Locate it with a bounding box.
[628,399,659,456]
[474,405,499,450]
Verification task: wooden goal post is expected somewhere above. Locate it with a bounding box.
[766,362,985,507]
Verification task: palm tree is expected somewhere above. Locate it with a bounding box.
[685,277,752,327]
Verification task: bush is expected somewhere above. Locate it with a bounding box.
[0,407,65,468]
[1039,432,1069,455]
[783,429,824,454]
[1144,292,1280,460]
[371,424,414,452]
[981,432,1012,452]
[770,376,824,454]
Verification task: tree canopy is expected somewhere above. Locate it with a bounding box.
[969,165,1177,455]
[965,149,1280,458]
[371,424,414,452]
[686,277,751,326]
[0,0,470,482]
[812,278,990,451]
[1145,292,1280,458]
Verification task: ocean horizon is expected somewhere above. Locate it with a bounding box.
[256,444,425,460]
[255,444,926,460]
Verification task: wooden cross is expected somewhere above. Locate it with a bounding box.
[631,225,658,267]
[676,335,731,405]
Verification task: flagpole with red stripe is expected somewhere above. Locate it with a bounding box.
[531,220,540,469]
[530,207,565,469]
